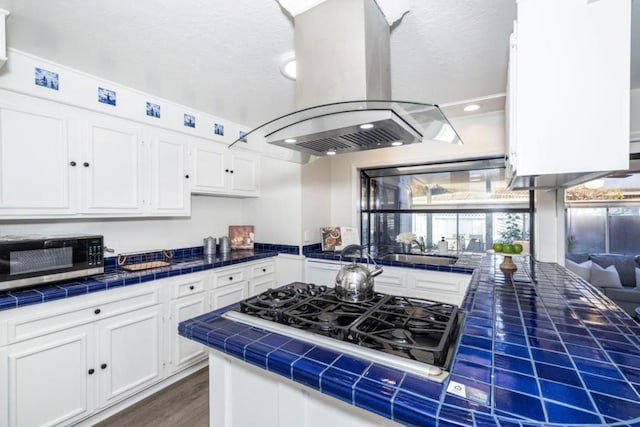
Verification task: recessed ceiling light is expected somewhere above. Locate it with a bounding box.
[391,141,403,146]
[463,104,481,112]
[280,53,296,80]
[326,149,337,155]
[284,138,297,144]
[360,123,374,129]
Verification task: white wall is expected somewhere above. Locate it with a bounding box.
[301,157,332,244]
[244,156,302,246]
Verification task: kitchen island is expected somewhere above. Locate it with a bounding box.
[179,254,640,426]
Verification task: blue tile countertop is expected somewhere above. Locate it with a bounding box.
[0,248,279,312]
[179,255,640,426]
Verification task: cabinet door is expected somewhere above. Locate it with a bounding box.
[81,117,144,214]
[229,153,259,195]
[374,267,406,296]
[190,141,226,194]
[169,294,207,372]
[149,130,190,216]
[249,276,276,297]
[406,271,471,306]
[211,282,248,310]
[1,326,94,427]
[0,104,75,215]
[97,305,162,407]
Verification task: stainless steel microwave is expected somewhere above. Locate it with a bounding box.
[0,234,104,291]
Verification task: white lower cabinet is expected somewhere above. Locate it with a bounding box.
[407,270,471,306]
[165,273,209,374]
[0,304,163,427]
[0,257,279,426]
[248,259,276,296]
[97,305,163,407]
[169,294,207,372]
[374,267,406,296]
[304,260,471,305]
[211,282,248,309]
[1,325,94,427]
[211,265,249,309]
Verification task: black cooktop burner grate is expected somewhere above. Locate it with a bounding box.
[233,284,459,368]
[351,296,458,366]
[239,282,328,322]
[282,292,385,340]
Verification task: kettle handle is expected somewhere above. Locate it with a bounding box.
[340,244,364,257]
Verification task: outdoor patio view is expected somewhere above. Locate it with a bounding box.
[566,169,640,255]
[360,158,532,255]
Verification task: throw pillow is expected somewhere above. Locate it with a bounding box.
[636,267,640,287]
[565,259,592,281]
[590,263,623,288]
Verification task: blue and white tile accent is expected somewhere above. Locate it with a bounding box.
[179,255,640,426]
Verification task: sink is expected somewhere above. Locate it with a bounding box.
[380,254,458,266]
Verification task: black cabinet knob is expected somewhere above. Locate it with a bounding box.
[228,277,233,281]
[185,174,190,179]
[94,308,101,315]
[88,368,95,375]
[101,363,108,370]
[189,285,194,290]
[230,170,234,174]
[83,162,90,167]
[225,169,229,173]
[70,161,77,167]
[262,268,266,272]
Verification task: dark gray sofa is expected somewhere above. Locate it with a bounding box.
[566,253,640,317]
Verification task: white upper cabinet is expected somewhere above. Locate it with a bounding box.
[190,139,260,197]
[0,92,196,218]
[147,129,191,216]
[507,0,631,187]
[81,115,145,215]
[0,101,77,215]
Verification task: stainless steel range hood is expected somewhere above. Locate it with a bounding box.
[230,0,463,156]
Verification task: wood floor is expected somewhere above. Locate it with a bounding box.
[95,367,209,427]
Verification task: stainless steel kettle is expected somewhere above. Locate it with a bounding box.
[335,245,383,302]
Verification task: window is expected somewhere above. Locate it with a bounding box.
[566,162,640,255]
[360,158,533,255]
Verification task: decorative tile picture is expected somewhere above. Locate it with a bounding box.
[229,225,255,250]
[35,67,59,90]
[98,87,116,106]
[184,114,195,128]
[214,123,224,136]
[239,131,248,143]
[146,102,160,118]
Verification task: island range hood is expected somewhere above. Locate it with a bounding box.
[230,0,463,156]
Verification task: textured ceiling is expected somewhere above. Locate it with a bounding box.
[1,0,638,128]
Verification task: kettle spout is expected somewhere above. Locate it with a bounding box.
[370,266,384,278]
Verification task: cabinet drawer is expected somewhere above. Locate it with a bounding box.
[4,284,160,345]
[170,276,206,299]
[250,261,275,279]
[212,267,246,288]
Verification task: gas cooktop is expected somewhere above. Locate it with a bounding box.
[223,283,461,382]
